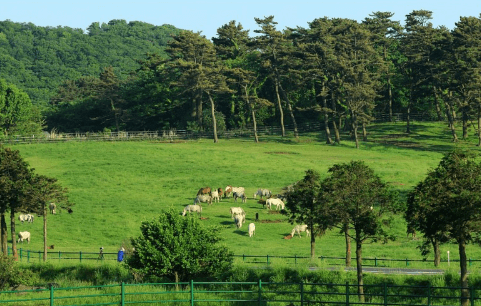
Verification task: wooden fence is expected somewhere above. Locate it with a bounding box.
[0,113,438,145]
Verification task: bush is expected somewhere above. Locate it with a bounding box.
[126,208,233,282]
[0,255,38,290]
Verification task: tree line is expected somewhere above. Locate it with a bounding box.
[2,10,481,146]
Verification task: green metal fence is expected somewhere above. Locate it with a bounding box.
[9,247,481,269]
[0,280,479,305]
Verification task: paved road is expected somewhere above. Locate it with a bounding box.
[319,266,459,275]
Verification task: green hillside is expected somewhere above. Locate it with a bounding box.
[8,122,481,266]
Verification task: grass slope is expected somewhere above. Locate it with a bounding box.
[9,122,481,267]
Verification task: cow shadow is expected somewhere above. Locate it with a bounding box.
[234,229,248,236]
[220,221,234,226]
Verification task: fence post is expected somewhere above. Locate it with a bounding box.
[470,286,475,306]
[19,248,22,261]
[121,282,125,306]
[27,250,30,263]
[50,285,54,306]
[80,251,82,263]
[258,279,262,306]
[345,281,350,306]
[469,258,472,266]
[300,282,304,306]
[406,258,409,267]
[190,280,194,306]
[267,255,269,265]
[39,250,41,262]
[383,283,387,306]
[295,255,297,265]
[427,284,431,306]
[59,251,61,261]
[243,254,245,262]
[375,257,378,267]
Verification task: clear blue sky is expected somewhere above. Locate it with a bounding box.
[2,1,479,40]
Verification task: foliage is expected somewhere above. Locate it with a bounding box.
[0,79,43,136]
[126,208,233,282]
[0,255,38,290]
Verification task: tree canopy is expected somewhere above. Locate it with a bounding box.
[126,208,233,282]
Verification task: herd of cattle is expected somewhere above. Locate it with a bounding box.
[16,203,58,244]
[182,185,309,239]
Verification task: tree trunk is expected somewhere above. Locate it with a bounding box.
[331,92,341,144]
[278,83,299,140]
[433,239,440,267]
[478,105,481,147]
[310,222,315,259]
[445,95,458,142]
[406,80,413,134]
[1,213,7,256]
[351,110,359,149]
[251,108,259,143]
[355,232,364,303]
[207,93,218,143]
[362,122,367,141]
[274,83,286,137]
[322,85,332,144]
[10,210,17,260]
[462,104,468,140]
[195,89,203,129]
[458,240,469,306]
[43,207,48,262]
[388,73,393,122]
[344,223,351,267]
[433,86,443,121]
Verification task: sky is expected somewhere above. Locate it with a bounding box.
[2,1,480,40]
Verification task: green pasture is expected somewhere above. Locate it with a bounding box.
[8,121,481,268]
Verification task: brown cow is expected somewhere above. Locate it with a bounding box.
[217,188,224,198]
[197,187,211,196]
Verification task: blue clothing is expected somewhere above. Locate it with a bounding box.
[117,250,124,262]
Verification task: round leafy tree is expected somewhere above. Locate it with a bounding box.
[126,208,233,282]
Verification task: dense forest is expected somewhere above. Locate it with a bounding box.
[1,10,481,146]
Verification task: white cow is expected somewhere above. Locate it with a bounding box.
[291,225,310,238]
[18,214,28,223]
[182,204,203,216]
[266,198,285,211]
[49,203,56,214]
[234,213,246,229]
[211,189,220,203]
[253,189,272,199]
[248,223,256,237]
[225,186,245,198]
[229,207,245,219]
[17,231,30,243]
[194,194,212,205]
[233,192,247,203]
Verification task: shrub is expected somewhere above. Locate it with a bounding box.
[126,208,233,282]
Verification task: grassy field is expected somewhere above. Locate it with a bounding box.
[7,121,481,268]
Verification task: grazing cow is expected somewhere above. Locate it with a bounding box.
[194,194,212,205]
[17,231,30,243]
[229,207,245,219]
[182,204,203,216]
[49,203,56,214]
[291,225,310,238]
[224,186,245,198]
[217,188,224,198]
[233,191,247,203]
[19,214,34,224]
[266,198,285,211]
[211,189,220,203]
[253,188,272,199]
[248,223,256,237]
[234,213,246,229]
[197,187,211,196]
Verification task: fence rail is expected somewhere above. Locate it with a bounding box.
[0,280,478,305]
[8,247,481,269]
[0,113,440,145]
